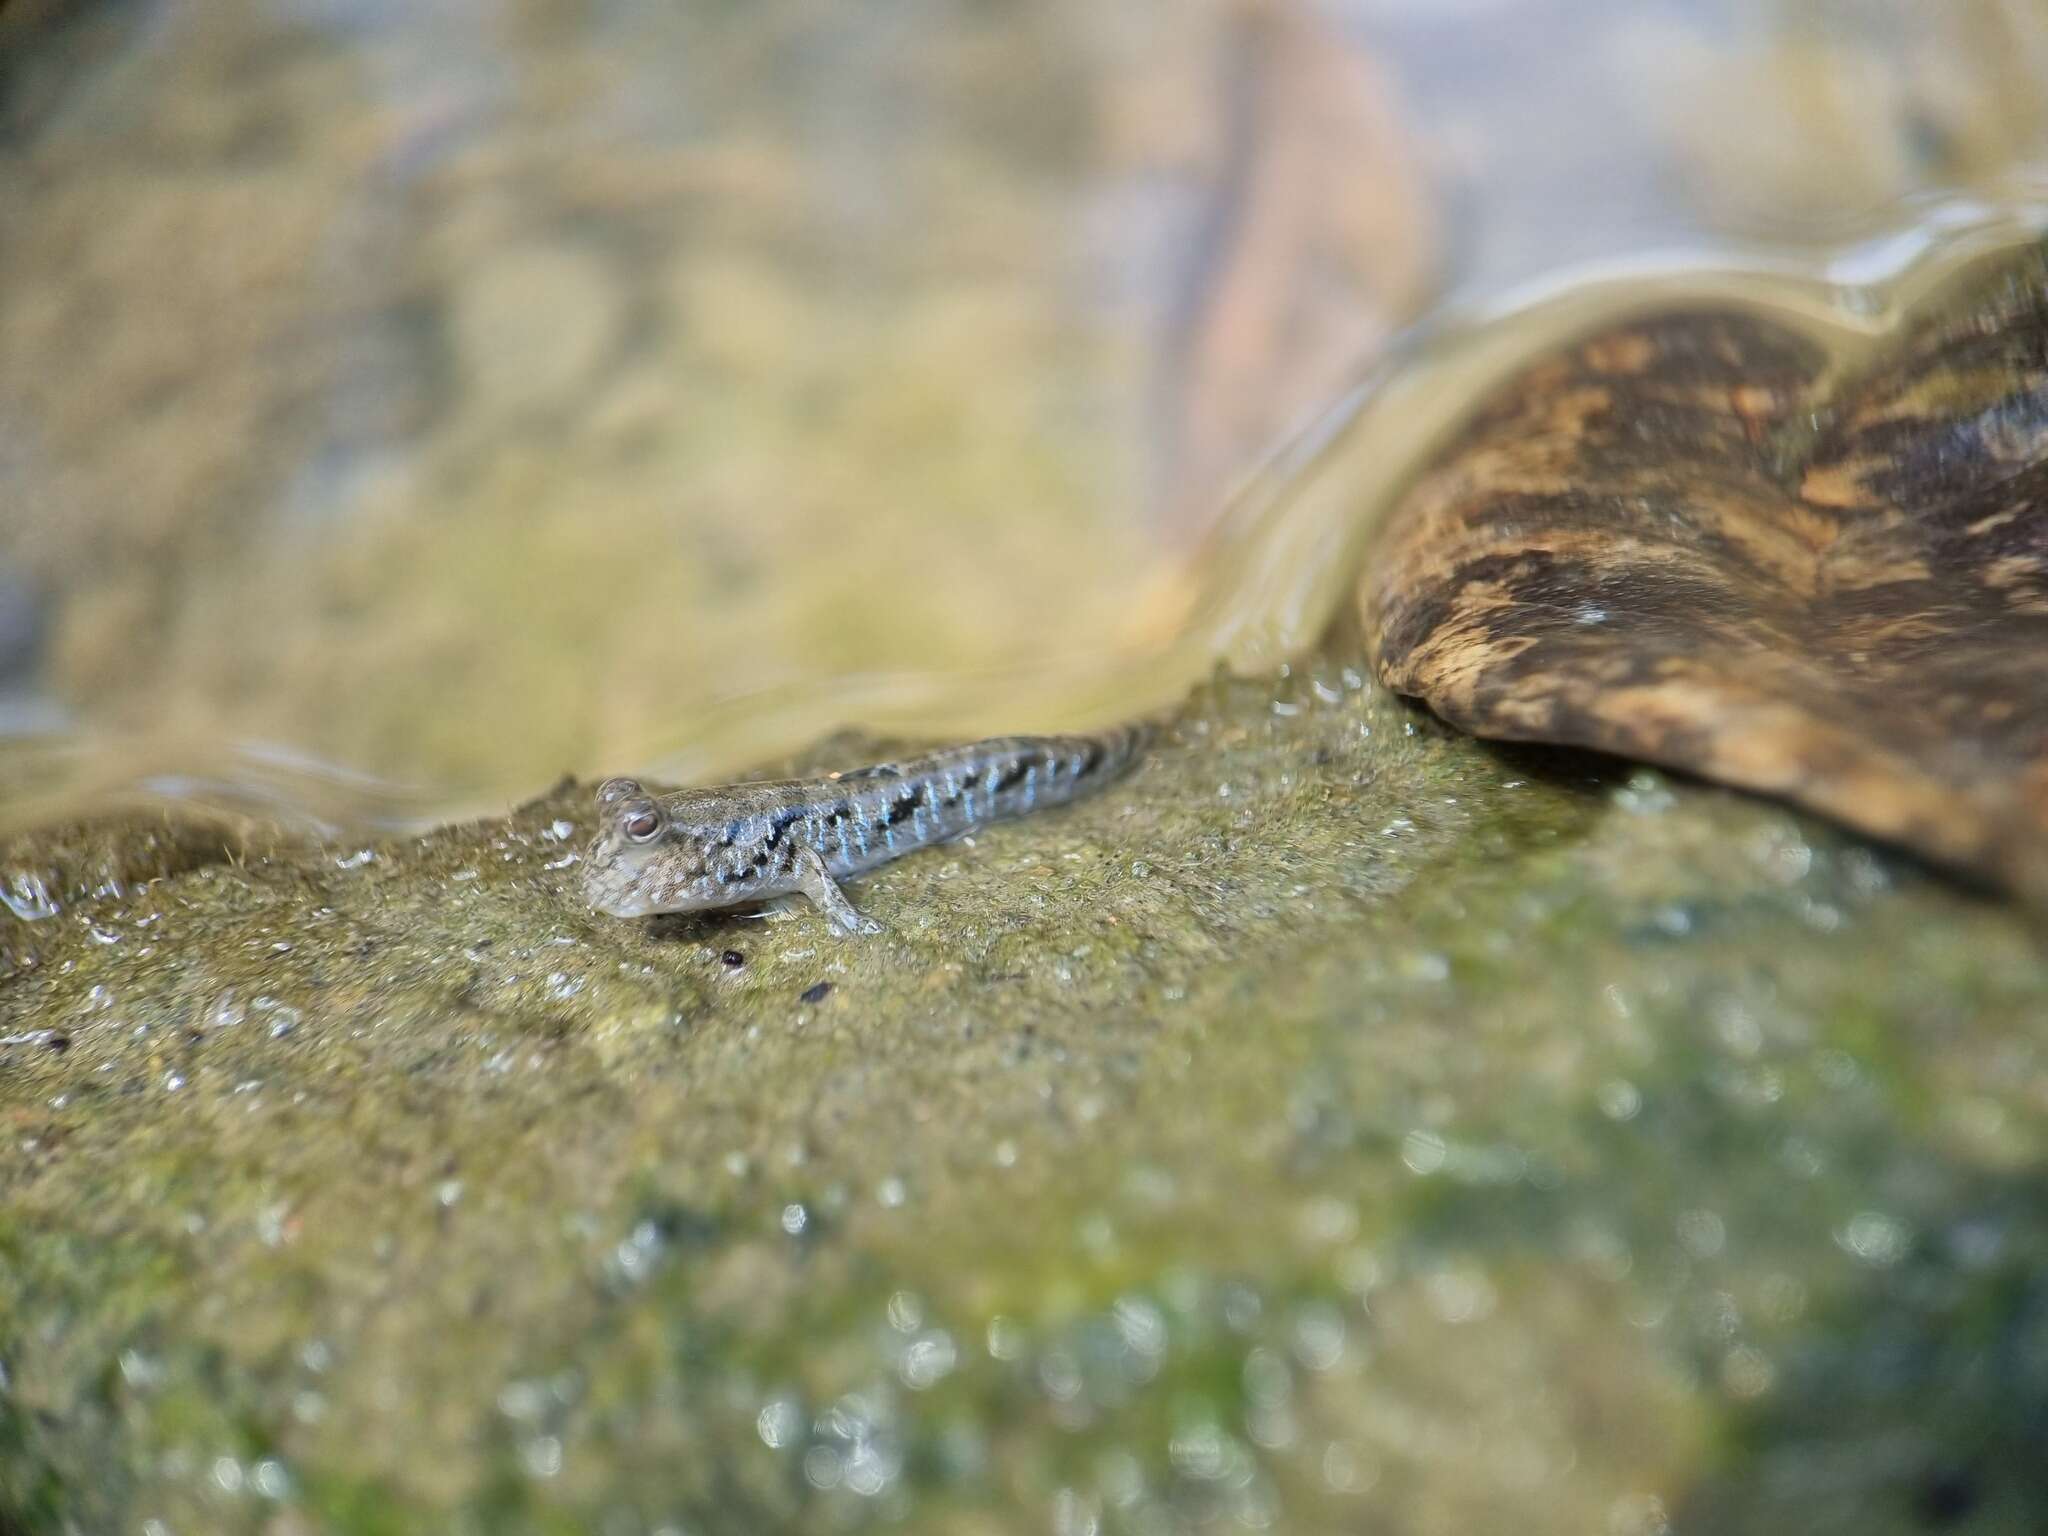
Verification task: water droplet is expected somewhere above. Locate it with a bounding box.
[1676,1209,1726,1260]
[607,1220,663,1285]
[900,1330,957,1389]
[1837,1210,1912,1267]
[1597,1079,1642,1120]
[2,873,59,921]
[1405,951,1450,983]
[1291,1303,1347,1369]
[1168,1421,1247,1483]
[1613,771,1674,814]
[1322,1440,1378,1493]
[1424,1267,1495,1325]
[497,1380,548,1421]
[1220,1282,1262,1332]
[1243,1347,1290,1405]
[1296,1196,1358,1246]
[518,1435,563,1479]
[1651,904,1694,937]
[1335,1247,1382,1296]
[1400,1129,1446,1174]
[1106,1298,1160,1362]
[1758,1272,1807,1322]
[1710,997,1761,1057]
[986,1316,1025,1361]
[1721,1344,1774,1399]
[1037,1348,1083,1402]
[1779,1136,1826,1179]
[1052,1488,1101,1536]
[251,1459,291,1499]
[1607,1491,1671,1536]
[757,1395,803,1449]
[1815,1049,1861,1089]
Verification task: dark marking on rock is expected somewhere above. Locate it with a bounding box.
[799,981,832,1005]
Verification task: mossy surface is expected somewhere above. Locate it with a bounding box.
[3,651,2044,1534]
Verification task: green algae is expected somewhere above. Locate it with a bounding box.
[2,651,2045,1534]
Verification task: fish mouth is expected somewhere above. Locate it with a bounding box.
[581,840,654,918]
[583,876,655,920]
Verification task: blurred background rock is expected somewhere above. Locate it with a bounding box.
[1,0,2043,802]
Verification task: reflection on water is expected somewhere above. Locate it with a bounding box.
[1,0,2045,834]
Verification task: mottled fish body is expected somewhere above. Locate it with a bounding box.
[583,726,1145,933]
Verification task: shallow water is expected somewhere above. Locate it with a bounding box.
[1,0,2045,832]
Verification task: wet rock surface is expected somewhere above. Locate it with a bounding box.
[4,653,2045,1534]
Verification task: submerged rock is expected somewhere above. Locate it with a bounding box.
[3,650,2045,1534]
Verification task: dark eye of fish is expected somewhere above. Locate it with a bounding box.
[622,808,661,842]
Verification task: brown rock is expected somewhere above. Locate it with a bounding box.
[1363,245,2048,902]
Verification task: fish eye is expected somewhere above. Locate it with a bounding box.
[597,777,643,806]
[620,802,663,843]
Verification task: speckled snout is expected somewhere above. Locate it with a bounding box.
[580,830,657,918]
[581,777,673,918]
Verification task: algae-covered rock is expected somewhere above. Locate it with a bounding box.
[3,650,2046,1534]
